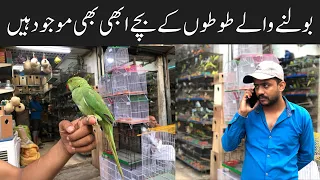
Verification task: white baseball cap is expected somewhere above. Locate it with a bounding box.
[243,61,284,83]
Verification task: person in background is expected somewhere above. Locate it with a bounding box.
[1,116,97,180]
[29,94,43,145]
[148,116,160,128]
[221,61,315,179]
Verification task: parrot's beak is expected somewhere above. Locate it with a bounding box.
[66,84,69,90]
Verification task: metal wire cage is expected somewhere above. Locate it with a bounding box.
[112,65,148,96]
[113,94,149,124]
[141,131,176,180]
[104,46,130,73]
[99,154,144,180]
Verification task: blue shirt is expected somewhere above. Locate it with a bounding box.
[29,100,43,120]
[222,96,315,180]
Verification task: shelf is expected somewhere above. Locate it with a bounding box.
[176,97,212,102]
[176,135,212,149]
[0,88,14,95]
[15,85,41,87]
[0,63,12,68]
[176,154,210,172]
[177,141,211,159]
[285,74,316,79]
[177,74,214,82]
[177,117,212,125]
[285,93,317,97]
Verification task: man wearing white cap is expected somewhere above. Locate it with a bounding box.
[222,61,315,179]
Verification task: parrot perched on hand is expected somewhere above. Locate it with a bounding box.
[66,76,124,178]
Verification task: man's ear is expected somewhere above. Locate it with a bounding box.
[278,81,286,92]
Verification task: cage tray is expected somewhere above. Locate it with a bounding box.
[104,150,142,166]
[147,173,175,180]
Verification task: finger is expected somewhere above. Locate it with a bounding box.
[67,125,93,141]
[81,116,97,126]
[59,120,75,134]
[70,134,95,148]
[73,141,96,153]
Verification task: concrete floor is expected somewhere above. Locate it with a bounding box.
[39,141,210,180]
[175,160,210,180]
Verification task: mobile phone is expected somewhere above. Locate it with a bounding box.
[246,89,258,108]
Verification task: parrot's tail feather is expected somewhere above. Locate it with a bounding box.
[103,123,124,178]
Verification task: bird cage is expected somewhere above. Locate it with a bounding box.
[112,65,148,96]
[104,124,143,171]
[232,44,263,59]
[223,91,241,123]
[223,60,239,91]
[238,54,280,90]
[99,154,144,180]
[105,74,113,96]
[113,95,149,124]
[103,97,114,115]
[141,131,176,180]
[104,46,130,73]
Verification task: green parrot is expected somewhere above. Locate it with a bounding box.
[66,76,124,178]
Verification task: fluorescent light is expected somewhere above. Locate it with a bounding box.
[15,46,71,54]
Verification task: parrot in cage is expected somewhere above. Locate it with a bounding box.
[66,76,124,178]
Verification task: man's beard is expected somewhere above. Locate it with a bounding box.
[259,94,280,107]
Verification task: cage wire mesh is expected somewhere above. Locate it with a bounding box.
[99,155,144,180]
[113,95,149,123]
[141,131,176,180]
[112,65,148,96]
[104,46,130,73]
[238,54,280,90]
[223,91,241,123]
[232,44,263,59]
[223,60,239,91]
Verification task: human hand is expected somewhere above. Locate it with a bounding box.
[59,116,97,155]
[238,89,259,117]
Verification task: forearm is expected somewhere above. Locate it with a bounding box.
[21,140,73,180]
[222,112,246,151]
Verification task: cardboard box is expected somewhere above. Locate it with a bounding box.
[27,75,34,85]
[214,73,224,84]
[34,76,41,85]
[12,75,20,85]
[0,115,13,140]
[214,84,224,105]
[19,76,27,86]
[0,106,4,116]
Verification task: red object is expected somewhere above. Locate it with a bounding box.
[224,160,239,167]
[66,84,69,90]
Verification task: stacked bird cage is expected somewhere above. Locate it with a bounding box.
[238,54,280,90]
[112,65,148,96]
[232,44,263,59]
[113,94,149,124]
[99,154,144,180]
[223,60,239,91]
[104,46,130,73]
[141,130,176,180]
[104,123,143,171]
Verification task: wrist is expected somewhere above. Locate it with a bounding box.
[238,110,248,117]
[57,140,73,158]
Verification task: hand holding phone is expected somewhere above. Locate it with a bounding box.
[246,90,258,108]
[238,89,259,117]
